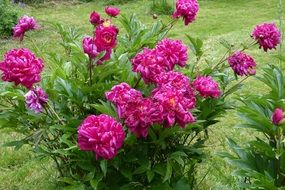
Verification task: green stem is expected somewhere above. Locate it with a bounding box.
[133,77,142,89]
[223,76,249,97]
[88,58,93,86]
[47,103,65,125]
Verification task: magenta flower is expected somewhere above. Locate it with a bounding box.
[155,38,188,69]
[272,108,284,125]
[193,76,221,98]
[173,0,199,26]
[123,98,163,138]
[89,11,101,25]
[152,87,196,128]
[95,20,119,51]
[97,49,112,65]
[105,82,142,118]
[77,114,125,160]
[227,51,256,76]
[82,37,98,59]
[105,6,120,17]
[13,15,39,41]
[132,48,166,83]
[25,87,48,113]
[156,71,191,92]
[252,23,281,52]
[0,48,44,89]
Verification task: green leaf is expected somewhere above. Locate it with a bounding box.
[147,170,155,183]
[174,177,190,190]
[90,174,103,190]
[163,161,172,182]
[100,160,107,177]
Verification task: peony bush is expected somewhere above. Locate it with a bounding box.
[0,0,282,189]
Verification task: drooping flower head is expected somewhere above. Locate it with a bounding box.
[94,20,119,51]
[193,76,221,98]
[105,82,142,118]
[173,0,199,26]
[0,48,44,89]
[123,98,163,138]
[155,38,188,70]
[77,114,125,160]
[13,15,39,41]
[105,6,120,17]
[132,48,166,83]
[152,87,196,128]
[82,37,98,59]
[25,87,48,113]
[252,23,281,52]
[89,11,101,25]
[272,108,285,126]
[227,51,256,76]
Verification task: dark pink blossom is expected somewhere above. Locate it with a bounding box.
[252,23,281,52]
[193,76,221,98]
[95,20,119,51]
[77,114,125,160]
[82,37,98,59]
[156,71,191,92]
[89,11,101,25]
[105,82,142,118]
[13,15,39,41]
[0,48,44,89]
[132,48,166,83]
[173,0,199,26]
[25,87,48,113]
[155,38,188,69]
[272,108,284,125]
[105,6,120,17]
[123,98,163,138]
[152,87,196,128]
[227,51,256,76]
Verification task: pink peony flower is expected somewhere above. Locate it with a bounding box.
[252,23,281,52]
[227,51,256,76]
[272,108,284,125]
[94,20,119,51]
[132,48,166,83]
[25,87,48,113]
[77,114,125,160]
[82,37,98,59]
[13,15,39,41]
[155,38,188,69]
[89,11,101,25]
[152,87,196,128]
[173,0,199,26]
[123,98,163,138]
[97,49,112,65]
[105,6,120,17]
[193,76,221,98]
[156,71,191,92]
[0,48,44,89]
[105,82,142,118]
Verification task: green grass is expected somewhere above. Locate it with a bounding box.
[0,0,284,189]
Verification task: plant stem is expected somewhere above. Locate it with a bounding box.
[133,77,142,89]
[47,103,65,125]
[88,57,93,86]
[223,76,249,97]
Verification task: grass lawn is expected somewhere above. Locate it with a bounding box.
[0,0,284,189]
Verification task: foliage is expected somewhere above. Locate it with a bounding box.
[219,64,285,189]
[0,0,19,38]
[0,6,257,190]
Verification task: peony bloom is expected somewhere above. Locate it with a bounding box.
[272,108,285,125]
[227,51,256,76]
[95,20,119,51]
[193,76,221,98]
[13,15,39,41]
[173,0,199,26]
[77,114,125,160]
[155,38,188,69]
[123,98,163,138]
[0,48,44,89]
[132,48,166,83]
[252,23,281,52]
[97,48,112,65]
[82,37,98,59]
[25,87,48,113]
[152,87,196,128]
[89,11,101,25]
[105,82,142,118]
[105,6,120,17]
